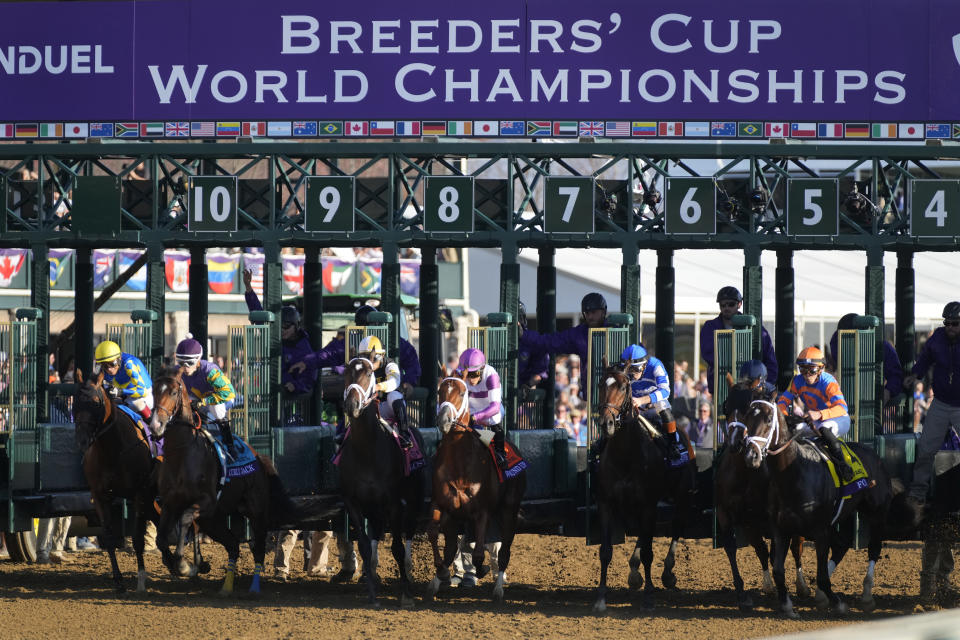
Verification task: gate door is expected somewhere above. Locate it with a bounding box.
[2,312,38,529]
[712,315,757,443]
[227,323,271,451]
[836,316,878,445]
[105,310,155,375]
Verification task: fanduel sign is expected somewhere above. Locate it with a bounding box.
[0,0,957,121]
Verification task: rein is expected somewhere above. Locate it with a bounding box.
[344,357,377,409]
[744,399,799,458]
[598,376,633,432]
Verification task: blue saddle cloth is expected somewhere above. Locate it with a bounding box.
[209,433,259,483]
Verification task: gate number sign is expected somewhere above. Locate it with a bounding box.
[306,176,355,232]
[665,177,716,235]
[787,178,839,236]
[911,180,960,237]
[544,177,595,233]
[188,176,237,232]
[424,176,474,232]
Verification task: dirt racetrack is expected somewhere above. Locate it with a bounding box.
[0,534,938,639]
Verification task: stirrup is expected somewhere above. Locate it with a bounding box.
[397,431,414,450]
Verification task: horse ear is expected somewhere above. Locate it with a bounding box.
[725,372,735,389]
[76,369,84,383]
[602,356,608,370]
[93,369,104,386]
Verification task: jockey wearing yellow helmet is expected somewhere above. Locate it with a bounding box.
[95,340,153,421]
[357,335,413,449]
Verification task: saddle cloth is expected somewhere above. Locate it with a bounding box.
[489,440,528,482]
[207,431,260,485]
[116,404,161,456]
[822,439,870,499]
[332,420,427,477]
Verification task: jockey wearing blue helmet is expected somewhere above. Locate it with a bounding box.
[739,359,776,395]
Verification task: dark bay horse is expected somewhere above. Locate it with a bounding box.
[592,366,697,612]
[425,374,526,603]
[716,376,809,610]
[740,396,901,617]
[150,367,280,597]
[73,370,159,593]
[338,357,425,608]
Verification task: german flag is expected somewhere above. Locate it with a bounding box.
[845,123,869,138]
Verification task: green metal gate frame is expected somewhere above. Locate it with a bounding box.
[227,320,272,454]
[836,316,878,446]
[2,312,38,530]
[105,310,156,375]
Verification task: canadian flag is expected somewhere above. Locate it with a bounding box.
[345,121,369,136]
[765,122,788,137]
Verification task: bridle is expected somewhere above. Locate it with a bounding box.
[743,399,796,458]
[598,371,633,432]
[344,357,377,410]
[437,376,469,430]
[76,380,115,447]
[153,375,196,434]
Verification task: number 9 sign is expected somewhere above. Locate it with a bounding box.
[306,176,355,232]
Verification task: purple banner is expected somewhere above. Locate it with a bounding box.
[1,0,958,122]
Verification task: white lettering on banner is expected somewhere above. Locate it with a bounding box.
[448,20,482,53]
[530,20,563,53]
[148,65,207,104]
[410,21,439,54]
[579,69,611,102]
[281,16,320,54]
[767,69,803,103]
[372,20,402,54]
[491,19,521,53]
[256,71,288,103]
[874,71,906,104]
[728,69,760,103]
[334,69,367,102]
[210,70,247,103]
[650,14,781,54]
[487,69,522,102]
[297,70,326,103]
[444,68,479,102]
[396,63,435,101]
[0,45,113,75]
[530,69,568,102]
[835,69,868,103]
[684,69,719,103]
[330,21,362,54]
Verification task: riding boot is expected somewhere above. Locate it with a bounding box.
[819,428,854,482]
[492,428,508,469]
[391,399,414,450]
[216,419,238,458]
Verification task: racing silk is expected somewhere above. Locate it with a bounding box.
[103,352,151,400]
[520,323,603,398]
[245,289,319,394]
[304,336,420,386]
[629,356,671,408]
[912,327,960,407]
[517,342,550,386]
[181,360,237,406]
[465,364,502,426]
[828,333,903,398]
[700,315,778,394]
[777,371,848,419]
[373,361,402,396]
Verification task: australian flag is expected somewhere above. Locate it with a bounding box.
[711,122,737,137]
[293,121,318,136]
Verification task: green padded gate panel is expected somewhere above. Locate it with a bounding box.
[228,324,271,444]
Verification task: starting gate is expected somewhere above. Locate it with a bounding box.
[1,311,38,529]
[836,316,879,445]
[711,315,757,443]
[467,312,512,429]
[585,317,632,446]
[227,317,272,452]
[105,310,156,374]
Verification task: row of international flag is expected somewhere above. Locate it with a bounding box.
[0,120,957,140]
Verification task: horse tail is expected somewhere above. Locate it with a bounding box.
[886,478,923,535]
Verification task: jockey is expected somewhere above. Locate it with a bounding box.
[175,334,240,457]
[95,340,153,421]
[357,335,414,449]
[739,359,777,395]
[777,346,854,482]
[620,344,688,461]
[518,292,608,399]
[459,348,507,469]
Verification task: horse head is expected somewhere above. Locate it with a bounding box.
[343,357,377,419]
[723,375,764,452]
[597,365,632,438]
[151,367,192,439]
[740,396,788,469]
[436,373,469,435]
[73,369,111,451]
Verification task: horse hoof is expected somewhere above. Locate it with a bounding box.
[833,600,849,615]
[796,580,811,599]
[368,600,382,610]
[198,561,211,575]
[628,571,643,591]
[780,606,799,620]
[737,594,755,612]
[859,597,876,613]
[426,577,440,600]
[476,565,489,580]
[492,585,504,603]
[661,571,677,590]
[400,594,415,610]
[814,589,829,609]
[592,599,607,615]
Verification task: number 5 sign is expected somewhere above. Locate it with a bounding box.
[188,176,237,232]
[665,177,716,235]
[424,176,474,232]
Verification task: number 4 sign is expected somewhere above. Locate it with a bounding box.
[911,180,960,237]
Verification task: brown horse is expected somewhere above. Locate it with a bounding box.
[73,370,161,593]
[425,374,526,603]
[716,375,809,611]
[338,357,425,608]
[150,367,284,597]
[592,365,697,612]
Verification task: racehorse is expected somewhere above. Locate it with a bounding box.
[73,370,160,593]
[739,394,901,617]
[338,357,425,608]
[425,373,526,603]
[150,367,283,597]
[716,376,809,610]
[592,365,697,612]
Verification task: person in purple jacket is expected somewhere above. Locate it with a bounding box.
[907,302,960,506]
[700,286,778,395]
[518,292,608,398]
[243,270,318,404]
[827,312,903,404]
[516,300,550,388]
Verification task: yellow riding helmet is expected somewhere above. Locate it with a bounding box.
[358,335,385,356]
[95,340,122,364]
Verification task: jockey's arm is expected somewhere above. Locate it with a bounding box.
[204,367,237,405]
[473,384,502,425]
[122,359,150,399]
[376,362,401,394]
[399,339,421,387]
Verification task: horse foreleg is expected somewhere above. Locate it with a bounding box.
[246,518,268,598]
[859,519,883,612]
[814,531,847,614]
[390,518,415,609]
[592,503,614,614]
[347,503,379,608]
[771,531,797,619]
[156,509,179,577]
[791,536,810,598]
[472,511,490,581]
[720,524,751,610]
[638,504,656,610]
[749,529,774,597]
[492,499,521,603]
[661,537,680,590]
[426,506,446,600]
[175,507,199,577]
[132,499,148,593]
[92,490,125,593]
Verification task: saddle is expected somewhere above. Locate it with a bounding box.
[802,437,872,523]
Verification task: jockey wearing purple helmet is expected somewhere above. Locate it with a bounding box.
[459,348,507,468]
[175,334,239,456]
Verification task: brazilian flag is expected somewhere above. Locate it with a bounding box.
[738,122,763,137]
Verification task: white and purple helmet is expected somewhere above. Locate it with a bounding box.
[458,348,486,373]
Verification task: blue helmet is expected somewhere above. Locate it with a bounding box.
[738,359,767,382]
[620,344,648,367]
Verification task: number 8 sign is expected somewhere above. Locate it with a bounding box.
[306,176,355,232]
[424,176,474,232]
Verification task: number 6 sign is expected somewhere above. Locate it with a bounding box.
[665,177,716,235]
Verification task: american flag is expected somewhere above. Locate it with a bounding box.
[605,121,630,136]
[579,121,603,137]
[191,121,215,137]
[165,122,189,137]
